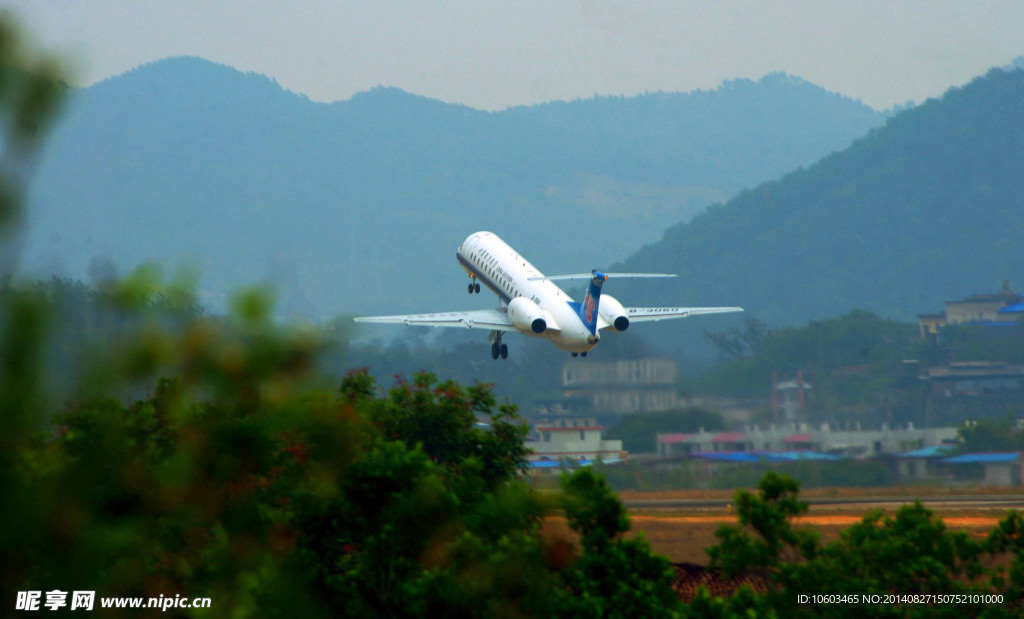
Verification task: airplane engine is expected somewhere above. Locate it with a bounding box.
[508,297,547,334]
[598,294,630,332]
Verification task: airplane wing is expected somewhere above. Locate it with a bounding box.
[624,306,744,323]
[354,308,513,330]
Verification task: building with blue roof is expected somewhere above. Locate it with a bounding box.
[918,280,1022,341]
[941,452,1023,486]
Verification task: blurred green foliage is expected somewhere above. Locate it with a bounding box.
[0,17,683,617]
[2,277,685,617]
[6,17,1024,618]
[689,473,1024,618]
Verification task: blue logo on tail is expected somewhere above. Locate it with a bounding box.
[570,271,606,335]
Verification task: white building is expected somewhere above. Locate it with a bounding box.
[543,358,680,416]
[527,417,625,463]
[657,422,959,458]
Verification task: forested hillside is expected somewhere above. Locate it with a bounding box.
[620,68,1024,335]
[21,57,883,318]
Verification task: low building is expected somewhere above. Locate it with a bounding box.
[894,445,956,481]
[923,361,1024,398]
[658,422,958,459]
[943,452,1024,486]
[527,417,625,464]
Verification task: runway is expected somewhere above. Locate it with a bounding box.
[624,494,1024,512]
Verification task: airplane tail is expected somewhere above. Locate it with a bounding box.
[549,270,675,338]
[572,271,607,336]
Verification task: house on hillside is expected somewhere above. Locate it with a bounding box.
[918,280,1024,341]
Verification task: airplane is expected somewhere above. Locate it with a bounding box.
[354,231,743,359]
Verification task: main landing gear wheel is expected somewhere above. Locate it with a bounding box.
[489,331,508,360]
[467,278,481,294]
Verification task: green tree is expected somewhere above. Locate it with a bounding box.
[706,472,819,580]
[605,408,725,455]
[700,472,1023,618]
[557,468,681,618]
[958,416,1024,453]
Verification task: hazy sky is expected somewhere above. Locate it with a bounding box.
[6,1,1024,111]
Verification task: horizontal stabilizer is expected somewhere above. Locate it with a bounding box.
[624,306,744,323]
[529,272,677,281]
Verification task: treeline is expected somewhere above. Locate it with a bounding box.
[696,309,1024,427]
[10,272,672,414]
[605,408,726,454]
[698,310,923,422]
[694,473,1024,618]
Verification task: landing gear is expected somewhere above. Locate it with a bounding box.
[490,342,508,359]
[489,331,508,360]
[467,276,481,294]
[571,351,588,358]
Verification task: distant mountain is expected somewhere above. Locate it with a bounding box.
[618,67,1024,336]
[22,56,885,318]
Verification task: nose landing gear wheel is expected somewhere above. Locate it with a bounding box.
[474,282,480,293]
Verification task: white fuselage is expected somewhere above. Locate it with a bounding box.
[456,232,597,353]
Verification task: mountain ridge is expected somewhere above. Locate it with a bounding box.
[618,67,1024,335]
[23,56,886,319]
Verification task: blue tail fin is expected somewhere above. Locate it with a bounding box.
[574,271,606,335]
